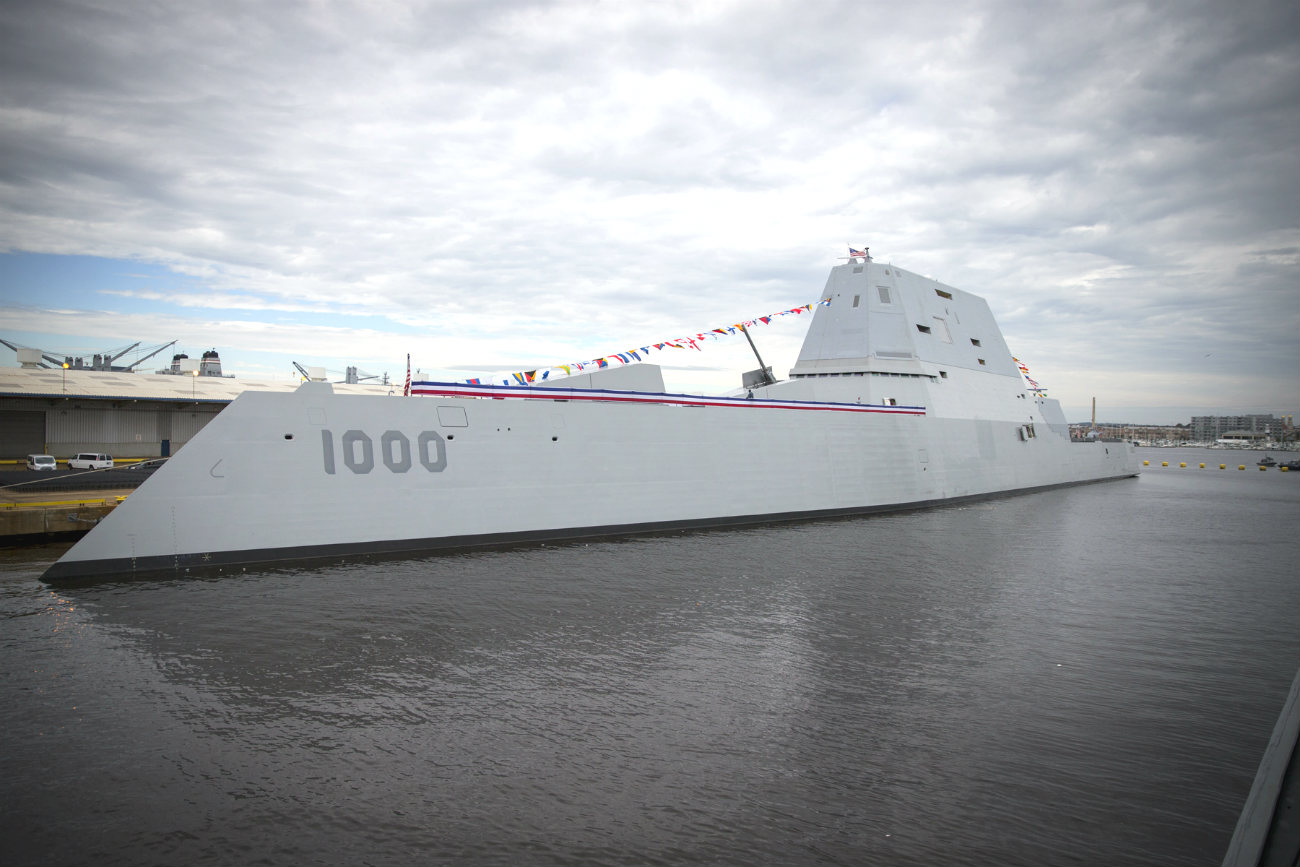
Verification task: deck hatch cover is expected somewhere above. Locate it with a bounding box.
[437,406,469,427]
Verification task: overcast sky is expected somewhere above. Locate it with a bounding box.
[1,0,1296,424]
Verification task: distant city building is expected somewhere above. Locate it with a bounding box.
[1190,414,1287,442]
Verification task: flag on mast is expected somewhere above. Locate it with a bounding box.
[403,354,411,396]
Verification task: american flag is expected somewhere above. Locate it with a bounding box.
[403,354,411,396]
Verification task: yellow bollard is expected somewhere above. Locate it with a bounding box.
[1220,464,1226,469]
[1179,462,1186,468]
[1199,463,1205,468]
[1143,460,1149,466]
[1283,467,1290,472]
[1161,461,1168,467]
[1239,465,1246,471]
[1259,465,1267,471]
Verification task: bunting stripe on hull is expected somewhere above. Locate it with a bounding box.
[410,382,926,415]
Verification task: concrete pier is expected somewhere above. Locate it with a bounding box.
[1224,668,1300,866]
[0,488,133,545]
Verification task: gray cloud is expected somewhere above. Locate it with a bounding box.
[0,0,1296,420]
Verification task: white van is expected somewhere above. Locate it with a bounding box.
[68,453,114,470]
[26,454,57,471]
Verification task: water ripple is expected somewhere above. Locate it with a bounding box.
[1,450,1296,865]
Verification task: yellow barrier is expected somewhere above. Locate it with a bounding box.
[1179,462,1186,468]
[1161,461,1169,467]
[1199,463,1205,468]
[0,496,126,510]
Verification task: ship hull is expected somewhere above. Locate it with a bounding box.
[43,380,1138,582]
[41,477,1135,581]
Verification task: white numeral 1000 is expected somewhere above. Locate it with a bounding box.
[320,429,447,474]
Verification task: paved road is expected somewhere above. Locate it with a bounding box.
[0,462,163,493]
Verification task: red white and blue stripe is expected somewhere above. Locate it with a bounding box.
[409,381,925,415]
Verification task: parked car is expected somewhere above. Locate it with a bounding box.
[68,452,114,470]
[26,454,57,471]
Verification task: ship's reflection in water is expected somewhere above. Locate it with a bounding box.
[2,451,1296,866]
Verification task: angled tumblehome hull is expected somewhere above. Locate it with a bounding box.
[44,258,1138,582]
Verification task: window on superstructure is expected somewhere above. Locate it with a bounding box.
[853,295,860,308]
[935,288,953,299]
[939,371,948,378]
[971,338,981,347]
[916,324,931,334]
[978,358,986,365]
[877,286,891,304]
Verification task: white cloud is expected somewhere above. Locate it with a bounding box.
[0,0,1296,423]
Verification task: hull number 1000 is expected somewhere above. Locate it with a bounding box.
[320,429,447,475]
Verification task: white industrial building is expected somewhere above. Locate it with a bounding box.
[0,367,394,459]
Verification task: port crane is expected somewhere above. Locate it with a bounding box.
[1,338,178,371]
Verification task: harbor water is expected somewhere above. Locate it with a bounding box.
[2,446,1297,865]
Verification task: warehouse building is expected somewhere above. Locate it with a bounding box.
[0,367,394,460]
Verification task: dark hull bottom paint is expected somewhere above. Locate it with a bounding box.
[44,473,1137,584]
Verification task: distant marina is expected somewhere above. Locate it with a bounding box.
[1070,413,1296,448]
